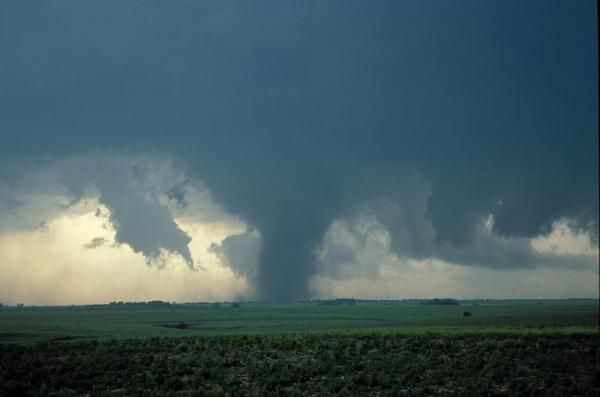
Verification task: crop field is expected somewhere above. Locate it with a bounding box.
[1,302,598,396]
[2,333,599,396]
[0,302,598,343]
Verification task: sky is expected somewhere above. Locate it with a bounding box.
[0,0,598,304]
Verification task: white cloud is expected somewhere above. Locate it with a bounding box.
[311,213,599,299]
[0,198,252,305]
[314,215,391,279]
[310,260,599,300]
[531,218,598,256]
[0,153,248,269]
[1,154,597,304]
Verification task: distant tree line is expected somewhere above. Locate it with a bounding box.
[108,300,172,307]
[318,298,356,306]
[421,298,460,306]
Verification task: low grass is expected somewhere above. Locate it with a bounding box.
[0,302,598,343]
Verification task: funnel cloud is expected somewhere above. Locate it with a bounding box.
[0,1,597,301]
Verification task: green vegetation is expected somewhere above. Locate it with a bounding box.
[2,333,599,396]
[1,302,598,395]
[0,302,598,343]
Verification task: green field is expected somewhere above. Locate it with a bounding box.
[1,302,599,396]
[1,302,598,343]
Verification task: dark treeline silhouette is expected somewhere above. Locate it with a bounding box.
[109,300,173,308]
[421,298,460,306]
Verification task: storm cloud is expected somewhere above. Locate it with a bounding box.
[0,1,597,301]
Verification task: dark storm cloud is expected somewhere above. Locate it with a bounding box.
[58,155,194,266]
[324,170,597,275]
[0,1,597,300]
[209,231,261,280]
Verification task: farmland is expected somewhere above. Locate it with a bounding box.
[1,302,598,396]
[0,301,598,343]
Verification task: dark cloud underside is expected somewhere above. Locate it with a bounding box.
[0,0,597,300]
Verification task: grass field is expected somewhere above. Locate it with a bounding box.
[0,302,598,343]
